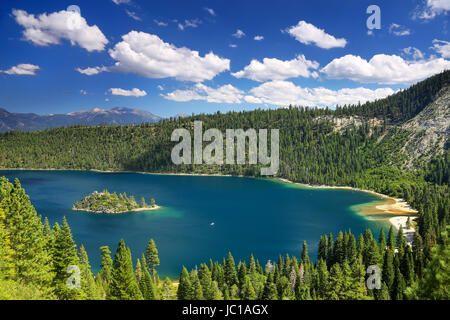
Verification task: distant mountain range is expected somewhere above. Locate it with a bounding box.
[0,107,162,132]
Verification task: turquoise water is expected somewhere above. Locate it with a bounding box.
[0,170,389,277]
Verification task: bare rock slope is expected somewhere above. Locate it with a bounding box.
[401,86,449,166]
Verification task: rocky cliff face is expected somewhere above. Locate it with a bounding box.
[315,85,449,169]
[316,115,383,133]
[401,86,449,167]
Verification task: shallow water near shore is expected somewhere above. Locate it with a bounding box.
[1,170,392,277]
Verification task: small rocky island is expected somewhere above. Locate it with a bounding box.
[73,190,160,214]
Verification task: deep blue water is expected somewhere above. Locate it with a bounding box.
[0,170,389,277]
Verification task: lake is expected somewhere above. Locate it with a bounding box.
[0,170,391,277]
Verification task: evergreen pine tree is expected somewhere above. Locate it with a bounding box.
[387,226,395,250]
[261,273,278,300]
[327,233,334,266]
[241,276,257,300]
[198,263,215,300]
[301,241,311,266]
[161,277,174,300]
[109,239,143,300]
[326,264,343,300]
[135,258,143,283]
[78,245,102,299]
[376,282,390,300]
[316,259,328,299]
[139,267,157,300]
[356,234,365,258]
[190,270,204,300]
[51,218,82,300]
[346,232,357,263]
[333,232,345,264]
[224,252,238,287]
[401,247,415,286]
[349,256,368,300]
[412,232,424,278]
[99,245,113,295]
[177,266,192,300]
[145,239,160,281]
[378,228,386,256]
[392,267,405,300]
[398,226,408,257]
[318,236,328,262]
[0,208,15,280]
[405,227,449,300]
[0,177,53,291]
[382,249,395,291]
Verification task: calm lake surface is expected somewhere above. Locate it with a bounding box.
[0,170,390,277]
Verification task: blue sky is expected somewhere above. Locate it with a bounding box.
[0,0,449,117]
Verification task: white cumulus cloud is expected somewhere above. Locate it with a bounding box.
[104,31,229,82]
[321,53,450,84]
[432,39,450,58]
[178,19,201,30]
[285,21,347,49]
[244,80,396,107]
[204,8,216,16]
[109,88,147,97]
[254,35,264,41]
[154,19,168,26]
[389,23,411,36]
[416,0,450,19]
[126,10,141,21]
[428,0,450,10]
[232,29,245,38]
[231,55,319,82]
[76,66,108,75]
[1,63,40,75]
[12,9,109,52]
[163,81,395,107]
[402,47,424,60]
[163,83,244,103]
[112,0,131,5]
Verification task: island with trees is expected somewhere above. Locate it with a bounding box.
[73,190,159,214]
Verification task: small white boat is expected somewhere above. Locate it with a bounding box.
[210,222,215,226]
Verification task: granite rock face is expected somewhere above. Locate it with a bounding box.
[401,86,449,167]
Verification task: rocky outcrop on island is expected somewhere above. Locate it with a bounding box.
[73,190,158,214]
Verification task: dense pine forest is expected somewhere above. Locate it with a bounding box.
[0,71,448,300]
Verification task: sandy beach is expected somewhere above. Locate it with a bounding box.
[389,216,418,245]
[373,198,417,215]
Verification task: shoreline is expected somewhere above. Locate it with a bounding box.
[72,205,161,214]
[0,167,237,177]
[389,216,417,245]
[1,167,418,230]
[273,177,418,237]
[274,177,417,215]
